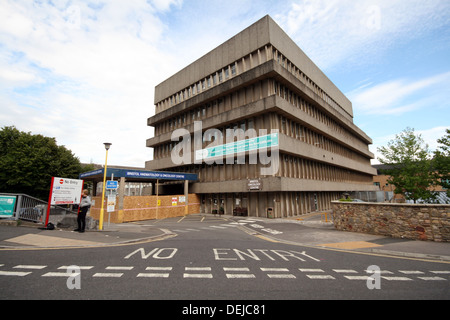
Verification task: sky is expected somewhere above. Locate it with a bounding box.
[0,0,449,168]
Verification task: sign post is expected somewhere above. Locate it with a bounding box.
[45,177,84,227]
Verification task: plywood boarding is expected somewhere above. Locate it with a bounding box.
[89,194,200,223]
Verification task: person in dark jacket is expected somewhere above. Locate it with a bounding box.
[75,189,91,233]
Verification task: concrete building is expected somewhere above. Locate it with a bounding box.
[146,15,377,218]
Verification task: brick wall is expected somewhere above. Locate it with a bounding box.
[331,201,450,242]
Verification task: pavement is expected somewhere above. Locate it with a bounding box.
[0,213,449,262]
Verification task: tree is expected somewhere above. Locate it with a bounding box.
[377,127,436,203]
[433,128,450,198]
[0,126,84,200]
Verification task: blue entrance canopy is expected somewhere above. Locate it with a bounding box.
[80,168,198,182]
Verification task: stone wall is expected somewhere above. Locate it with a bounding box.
[331,201,450,242]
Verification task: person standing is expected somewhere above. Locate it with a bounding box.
[75,189,91,233]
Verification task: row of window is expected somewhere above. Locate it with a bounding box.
[277,114,369,165]
[273,80,362,148]
[164,154,372,184]
[272,48,346,117]
[156,44,347,118]
[157,62,238,114]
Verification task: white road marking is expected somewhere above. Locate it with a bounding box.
[42,272,79,277]
[58,266,94,270]
[267,274,296,279]
[185,267,211,271]
[299,268,324,273]
[381,276,412,281]
[418,277,447,281]
[0,271,32,276]
[399,270,424,274]
[13,265,46,269]
[332,269,357,273]
[307,275,335,280]
[146,267,173,271]
[93,273,123,278]
[226,274,256,279]
[345,276,369,280]
[183,273,213,278]
[105,266,134,270]
[137,273,170,278]
[260,268,289,272]
[223,267,250,272]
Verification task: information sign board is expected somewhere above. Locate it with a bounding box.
[106,180,118,190]
[0,196,16,218]
[50,177,84,205]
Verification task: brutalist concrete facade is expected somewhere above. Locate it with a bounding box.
[146,15,377,218]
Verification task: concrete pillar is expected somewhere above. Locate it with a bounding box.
[117,177,125,223]
[184,180,189,216]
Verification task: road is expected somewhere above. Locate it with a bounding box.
[1,215,449,307]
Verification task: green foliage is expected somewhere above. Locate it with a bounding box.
[0,126,85,200]
[377,127,436,203]
[433,128,450,197]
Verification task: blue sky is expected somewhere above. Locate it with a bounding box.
[0,0,449,167]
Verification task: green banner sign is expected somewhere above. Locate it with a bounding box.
[197,133,279,160]
[0,196,16,218]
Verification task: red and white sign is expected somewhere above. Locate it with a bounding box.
[45,177,84,227]
[49,177,84,205]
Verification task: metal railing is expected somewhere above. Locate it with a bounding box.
[0,193,78,224]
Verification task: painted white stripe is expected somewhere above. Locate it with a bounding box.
[299,268,324,273]
[381,276,412,281]
[307,275,335,280]
[185,267,211,271]
[146,267,173,271]
[332,269,357,273]
[0,271,32,276]
[399,270,424,274]
[183,273,213,278]
[58,266,94,270]
[210,226,227,229]
[430,271,450,274]
[260,268,289,272]
[345,276,369,280]
[267,274,296,279]
[137,273,170,278]
[105,266,134,270]
[42,272,79,277]
[13,265,46,269]
[223,267,250,272]
[93,273,123,278]
[226,274,255,279]
[365,270,393,274]
[418,277,447,281]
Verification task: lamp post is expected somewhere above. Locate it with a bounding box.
[99,142,112,231]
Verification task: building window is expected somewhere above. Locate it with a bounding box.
[231,64,236,76]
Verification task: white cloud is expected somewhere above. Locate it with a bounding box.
[348,72,450,115]
[0,0,183,167]
[274,0,450,70]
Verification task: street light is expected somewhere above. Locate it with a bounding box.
[99,142,112,231]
